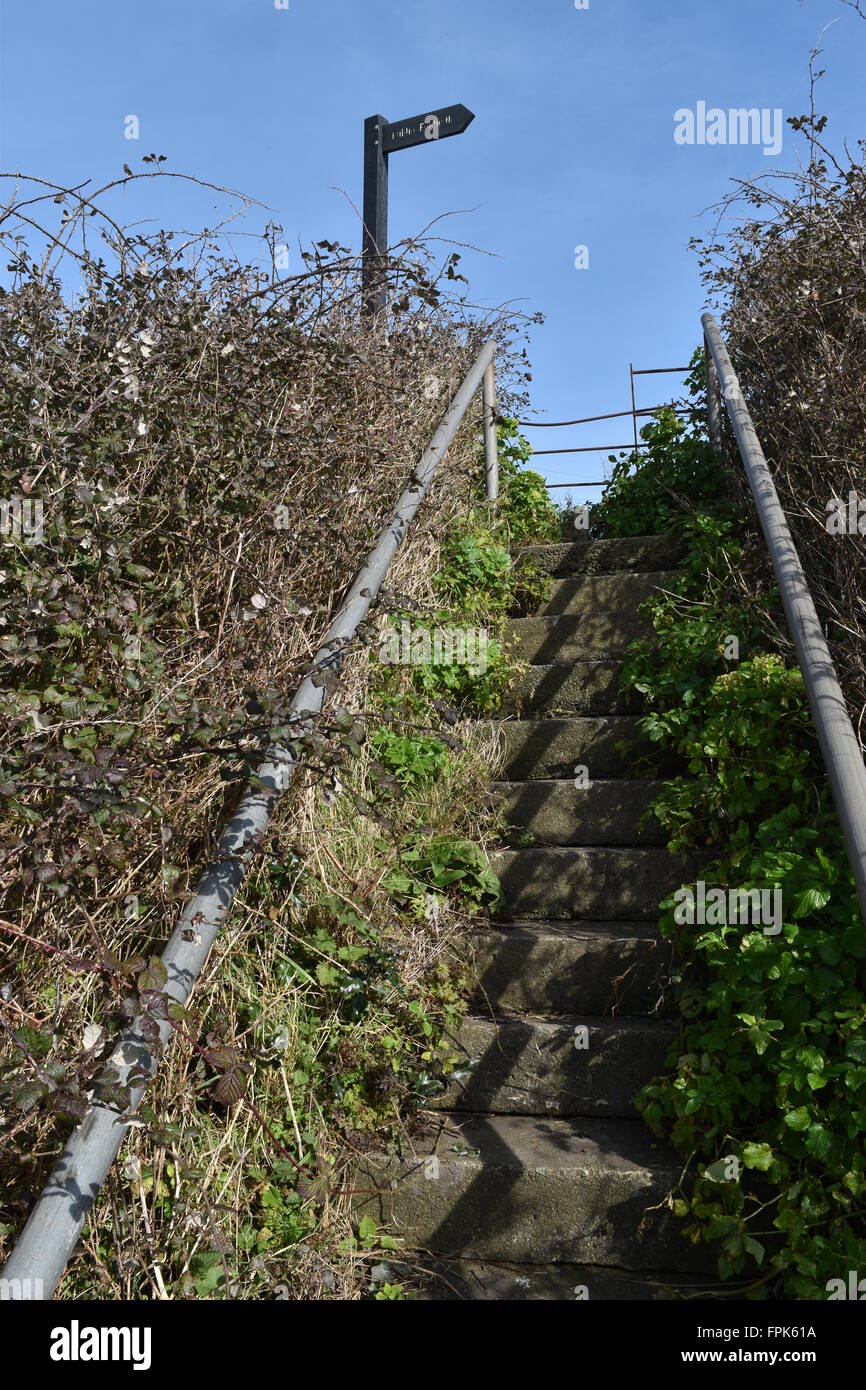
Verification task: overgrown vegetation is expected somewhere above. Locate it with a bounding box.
[695,14,866,733]
[0,167,539,1297]
[584,18,866,1297]
[594,395,866,1298]
[589,354,724,539]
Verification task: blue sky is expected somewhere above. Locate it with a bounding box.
[1,0,863,496]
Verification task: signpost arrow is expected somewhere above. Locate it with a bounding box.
[382,103,475,154]
[362,103,476,317]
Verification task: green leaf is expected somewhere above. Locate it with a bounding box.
[357,1214,377,1247]
[138,956,168,992]
[805,1123,832,1161]
[743,1235,765,1265]
[792,886,831,918]
[783,1107,811,1132]
[742,1142,774,1171]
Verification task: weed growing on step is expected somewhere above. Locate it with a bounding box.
[433,518,513,618]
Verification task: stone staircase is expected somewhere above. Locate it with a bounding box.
[356,532,715,1299]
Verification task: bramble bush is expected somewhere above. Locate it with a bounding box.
[0,166,536,1296]
[694,23,866,732]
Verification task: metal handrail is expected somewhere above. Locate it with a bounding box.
[702,312,866,927]
[0,339,498,1300]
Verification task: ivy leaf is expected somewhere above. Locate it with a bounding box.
[805,1123,832,1161]
[742,1142,774,1171]
[783,1107,811,1132]
[743,1235,765,1265]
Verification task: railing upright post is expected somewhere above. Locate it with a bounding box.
[483,356,498,502]
[705,335,724,457]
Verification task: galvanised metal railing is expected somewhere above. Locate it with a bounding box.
[0,339,499,1300]
[702,311,866,928]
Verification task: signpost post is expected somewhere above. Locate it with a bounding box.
[361,103,475,317]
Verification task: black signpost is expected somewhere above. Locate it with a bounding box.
[361,103,475,317]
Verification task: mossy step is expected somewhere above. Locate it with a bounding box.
[517,535,684,577]
[491,778,667,846]
[353,1112,707,1271]
[534,571,680,617]
[433,1014,677,1118]
[470,920,673,1015]
[500,661,638,717]
[486,717,672,781]
[492,846,706,920]
[506,612,653,662]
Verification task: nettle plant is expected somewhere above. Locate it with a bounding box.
[613,507,866,1296]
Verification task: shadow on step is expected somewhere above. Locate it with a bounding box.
[496,718,677,782]
[470,921,675,1016]
[355,1110,711,1276]
[492,846,705,922]
[503,662,640,718]
[490,779,668,847]
[436,1015,677,1117]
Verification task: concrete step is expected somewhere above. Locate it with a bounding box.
[489,717,672,781]
[517,536,685,577]
[417,1259,713,1301]
[353,1112,706,1271]
[491,779,667,846]
[534,571,679,617]
[492,846,705,921]
[434,1014,677,1117]
[500,661,638,717]
[506,612,653,663]
[471,920,674,1015]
